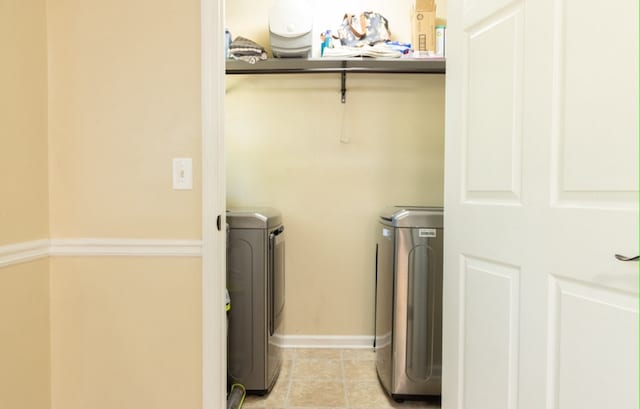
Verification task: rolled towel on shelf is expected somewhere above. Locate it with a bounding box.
[229,36,268,64]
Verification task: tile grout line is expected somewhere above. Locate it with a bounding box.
[341,349,349,409]
[284,348,296,409]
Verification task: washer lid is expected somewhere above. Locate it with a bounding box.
[226,207,282,229]
[380,206,444,228]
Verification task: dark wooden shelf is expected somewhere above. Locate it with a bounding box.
[225,58,446,75]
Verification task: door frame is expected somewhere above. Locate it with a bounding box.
[201,0,226,408]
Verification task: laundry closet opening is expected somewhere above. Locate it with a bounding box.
[224,0,446,346]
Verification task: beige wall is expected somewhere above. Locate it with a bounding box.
[46,1,204,408]
[47,0,202,239]
[0,260,51,409]
[50,257,202,409]
[226,73,444,337]
[0,2,51,409]
[0,0,50,246]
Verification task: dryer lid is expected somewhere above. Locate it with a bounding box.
[227,207,282,229]
[380,206,444,228]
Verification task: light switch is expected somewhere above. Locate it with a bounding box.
[172,158,193,190]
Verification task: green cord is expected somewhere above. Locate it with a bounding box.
[229,383,246,408]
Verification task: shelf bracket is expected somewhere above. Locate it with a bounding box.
[341,71,347,104]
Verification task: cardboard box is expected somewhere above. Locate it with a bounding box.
[415,0,436,11]
[412,0,436,53]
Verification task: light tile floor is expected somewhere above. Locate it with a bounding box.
[241,348,441,409]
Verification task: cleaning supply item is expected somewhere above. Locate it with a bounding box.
[227,383,246,409]
[435,25,446,56]
[320,30,333,57]
[225,29,232,58]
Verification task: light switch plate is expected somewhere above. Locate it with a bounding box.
[172,158,193,190]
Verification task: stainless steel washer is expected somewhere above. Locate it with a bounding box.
[375,206,443,399]
[226,208,285,394]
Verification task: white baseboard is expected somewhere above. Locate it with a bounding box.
[274,334,375,349]
[49,238,203,257]
[0,239,50,268]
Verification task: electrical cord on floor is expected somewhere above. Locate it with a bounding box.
[227,383,246,409]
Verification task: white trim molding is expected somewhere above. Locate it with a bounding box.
[200,0,226,407]
[49,238,203,257]
[0,239,50,268]
[0,239,204,268]
[274,334,375,349]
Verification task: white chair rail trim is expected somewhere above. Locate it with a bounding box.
[49,238,203,257]
[0,238,203,267]
[0,239,50,268]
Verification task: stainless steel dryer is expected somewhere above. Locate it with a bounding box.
[375,206,443,400]
[226,208,285,394]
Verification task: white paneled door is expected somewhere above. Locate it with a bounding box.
[443,0,638,409]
